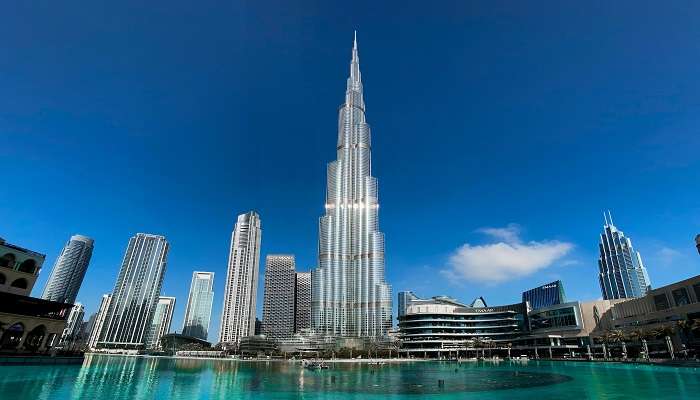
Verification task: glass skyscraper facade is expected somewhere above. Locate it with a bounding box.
[97,233,169,350]
[522,280,566,310]
[312,34,392,338]
[598,213,651,300]
[147,296,176,349]
[182,271,214,340]
[42,234,94,304]
[219,211,261,345]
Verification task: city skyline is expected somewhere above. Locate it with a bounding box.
[3,2,700,342]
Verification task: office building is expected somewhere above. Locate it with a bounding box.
[219,211,262,345]
[398,291,419,318]
[42,235,94,304]
[60,302,85,347]
[96,233,169,351]
[312,33,393,338]
[87,294,112,350]
[147,296,176,349]
[262,255,296,341]
[598,212,651,300]
[522,280,566,310]
[294,271,312,333]
[182,271,214,340]
[0,238,71,353]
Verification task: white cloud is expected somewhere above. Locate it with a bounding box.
[441,225,574,284]
[476,223,522,244]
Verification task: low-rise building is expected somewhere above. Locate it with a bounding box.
[397,293,528,358]
[0,239,72,353]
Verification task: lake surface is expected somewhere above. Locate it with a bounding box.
[1,354,699,399]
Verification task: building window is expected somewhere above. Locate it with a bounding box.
[0,253,15,268]
[10,278,28,289]
[18,259,37,274]
[693,284,700,304]
[0,323,24,349]
[654,294,670,311]
[672,288,690,307]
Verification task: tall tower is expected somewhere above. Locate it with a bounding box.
[262,255,296,341]
[42,234,94,304]
[182,271,215,340]
[88,294,111,350]
[147,296,176,349]
[219,211,262,345]
[97,233,169,350]
[598,212,652,300]
[312,34,393,338]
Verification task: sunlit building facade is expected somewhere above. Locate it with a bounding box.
[42,234,94,304]
[96,233,169,351]
[182,271,214,340]
[598,213,651,300]
[219,211,262,345]
[312,34,392,338]
[147,296,176,349]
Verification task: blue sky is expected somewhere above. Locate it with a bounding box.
[2,1,699,341]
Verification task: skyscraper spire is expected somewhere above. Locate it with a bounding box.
[348,32,363,94]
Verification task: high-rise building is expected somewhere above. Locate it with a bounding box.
[147,296,176,349]
[60,302,85,346]
[522,280,566,310]
[96,233,169,350]
[42,235,94,304]
[398,291,419,318]
[182,271,214,340]
[294,271,312,333]
[88,294,111,350]
[598,212,651,300]
[262,255,296,341]
[311,34,393,338]
[219,211,262,345]
[695,234,700,255]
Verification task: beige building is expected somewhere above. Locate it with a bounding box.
[608,274,700,349]
[0,238,72,353]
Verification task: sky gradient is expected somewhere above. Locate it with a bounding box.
[2,1,699,341]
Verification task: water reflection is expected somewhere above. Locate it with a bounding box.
[1,357,700,399]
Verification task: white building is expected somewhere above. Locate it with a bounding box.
[42,234,94,304]
[219,211,261,345]
[96,233,169,351]
[87,294,111,350]
[312,34,392,338]
[60,302,85,347]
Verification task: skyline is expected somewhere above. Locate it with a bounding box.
[3,2,700,342]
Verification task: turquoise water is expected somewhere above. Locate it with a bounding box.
[1,355,699,399]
